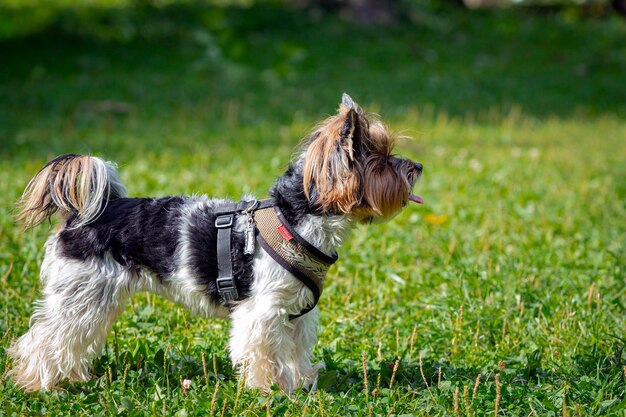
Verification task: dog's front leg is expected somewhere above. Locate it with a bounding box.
[292,307,324,391]
[229,296,298,393]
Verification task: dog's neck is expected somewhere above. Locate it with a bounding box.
[269,163,312,226]
[269,163,354,256]
[294,214,352,256]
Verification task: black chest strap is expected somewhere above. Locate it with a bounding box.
[214,199,275,303]
[214,213,238,302]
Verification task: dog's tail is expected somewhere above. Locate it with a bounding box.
[16,154,127,229]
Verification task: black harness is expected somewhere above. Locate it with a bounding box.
[213,199,338,319]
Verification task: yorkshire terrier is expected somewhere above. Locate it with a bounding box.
[8,94,423,393]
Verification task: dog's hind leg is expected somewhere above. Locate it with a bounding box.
[8,237,133,392]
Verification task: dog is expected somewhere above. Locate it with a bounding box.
[8,93,423,393]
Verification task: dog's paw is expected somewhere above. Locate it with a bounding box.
[312,361,326,373]
[302,361,326,392]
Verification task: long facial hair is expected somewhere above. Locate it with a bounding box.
[301,101,418,221]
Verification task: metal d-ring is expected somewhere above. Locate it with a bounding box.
[242,199,259,215]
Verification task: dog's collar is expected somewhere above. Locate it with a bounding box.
[214,199,337,320]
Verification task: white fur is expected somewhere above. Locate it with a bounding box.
[228,213,351,392]
[69,158,128,229]
[8,198,352,393]
[8,236,133,391]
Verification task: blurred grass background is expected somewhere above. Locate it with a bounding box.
[1,1,625,415]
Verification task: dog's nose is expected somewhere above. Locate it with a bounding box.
[415,162,423,174]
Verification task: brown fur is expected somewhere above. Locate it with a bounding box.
[361,155,410,217]
[302,101,414,220]
[303,104,363,213]
[16,155,112,229]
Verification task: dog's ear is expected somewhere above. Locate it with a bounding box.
[341,93,364,116]
[302,96,367,213]
[338,106,362,161]
[338,93,370,160]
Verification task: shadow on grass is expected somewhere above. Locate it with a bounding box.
[1,2,625,157]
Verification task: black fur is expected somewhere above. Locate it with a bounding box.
[60,197,186,279]
[58,159,329,308]
[270,163,316,226]
[59,196,255,304]
[184,201,255,303]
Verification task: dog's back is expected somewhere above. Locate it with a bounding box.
[59,196,185,279]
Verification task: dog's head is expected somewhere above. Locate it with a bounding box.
[301,93,423,222]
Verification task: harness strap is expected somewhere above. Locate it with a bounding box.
[214,198,338,319]
[215,213,237,302]
[256,235,320,320]
[273,207,338,265]
[214,199,275,304]
[254,206,337,320]
[214,199,276,216]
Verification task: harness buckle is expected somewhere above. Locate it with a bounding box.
[216,277,238,302]
[215,214,234,229]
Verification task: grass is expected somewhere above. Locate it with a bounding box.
[1,3,625,416]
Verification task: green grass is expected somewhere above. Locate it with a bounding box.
[1,4,626,416]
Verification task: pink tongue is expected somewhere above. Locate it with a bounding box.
[409,194,424,204]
